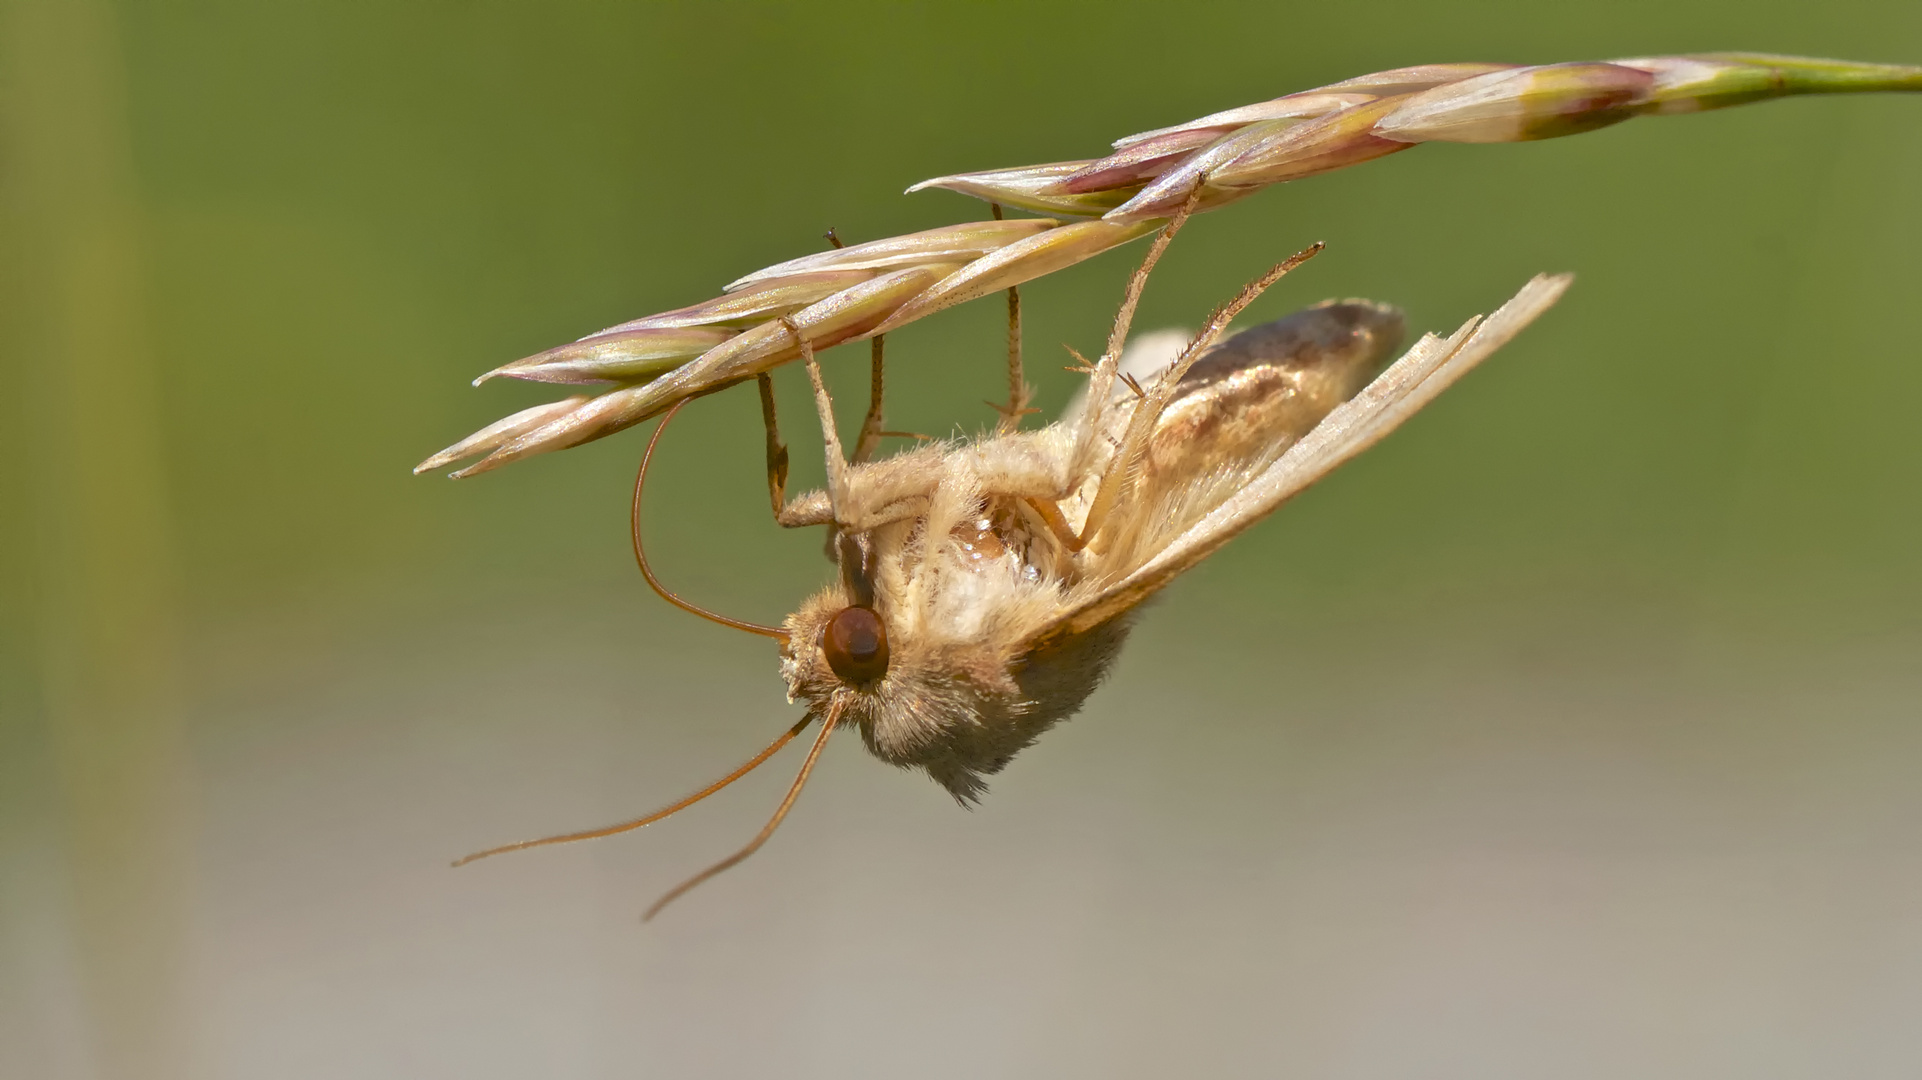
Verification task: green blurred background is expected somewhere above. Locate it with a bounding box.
[4,2,1919,1077]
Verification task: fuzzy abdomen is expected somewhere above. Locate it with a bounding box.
[857,616,1134,804]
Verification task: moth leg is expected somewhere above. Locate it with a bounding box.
[965,431,1080,502]
[843,497,931,535]
[774,450,948,531]
[1069,184,1205,479]
[851,336,887,466]
[988,285,1034,435]
[1023,497,1087,553]
[759,373,837,530]
[756,373,796,524]
[774,483,930,533]
[774,319,947,539]
[1079,243,1321,544]
[986,202,1026,435]
[789,321,854,523]
[850,336,933,463]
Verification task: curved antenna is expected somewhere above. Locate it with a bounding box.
[643,698,844,921]
[451,714,815,867]
[633,399,789,641]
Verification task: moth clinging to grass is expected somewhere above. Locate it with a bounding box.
[413,48,1920,918]
[440,200,1571,918]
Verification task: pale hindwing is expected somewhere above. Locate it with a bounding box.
[1044,273,1573,638]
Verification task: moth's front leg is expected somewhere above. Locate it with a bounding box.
[761,372,844,530]
[770,486,926,532]
[789,324,939,535]
[756,373,803,527]
[792,328,858,522]
[774,489,834,528]
[761,360,921,530]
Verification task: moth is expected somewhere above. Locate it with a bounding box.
[455,213,1571,919]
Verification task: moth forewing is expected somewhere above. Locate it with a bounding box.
[1079,298,1410,578]
[1045,272,1573,638]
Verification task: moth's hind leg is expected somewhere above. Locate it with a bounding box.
[1066,185,1204,483]
[850,335,934,465]
[983,204,1034,435]
[1077,242,1323,544]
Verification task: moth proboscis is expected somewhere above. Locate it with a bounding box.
[454,208,1572,920]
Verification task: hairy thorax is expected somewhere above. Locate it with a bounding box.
[780,477,1122,802]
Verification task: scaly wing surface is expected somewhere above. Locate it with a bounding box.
[1043,273,1572,639]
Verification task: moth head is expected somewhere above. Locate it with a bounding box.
[823,529,889,681]
[820,604,889,685]
[782,529,901,698]
[782,586,897,701]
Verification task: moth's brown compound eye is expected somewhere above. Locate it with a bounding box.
[822,605,889,685]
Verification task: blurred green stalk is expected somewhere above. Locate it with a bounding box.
[2,2,199,1078]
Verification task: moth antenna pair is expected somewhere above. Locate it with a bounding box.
[454,399,834,920]
[642,698,843,921]
[448,711,812,868]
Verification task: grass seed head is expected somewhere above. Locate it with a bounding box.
[419,52,1919,478]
